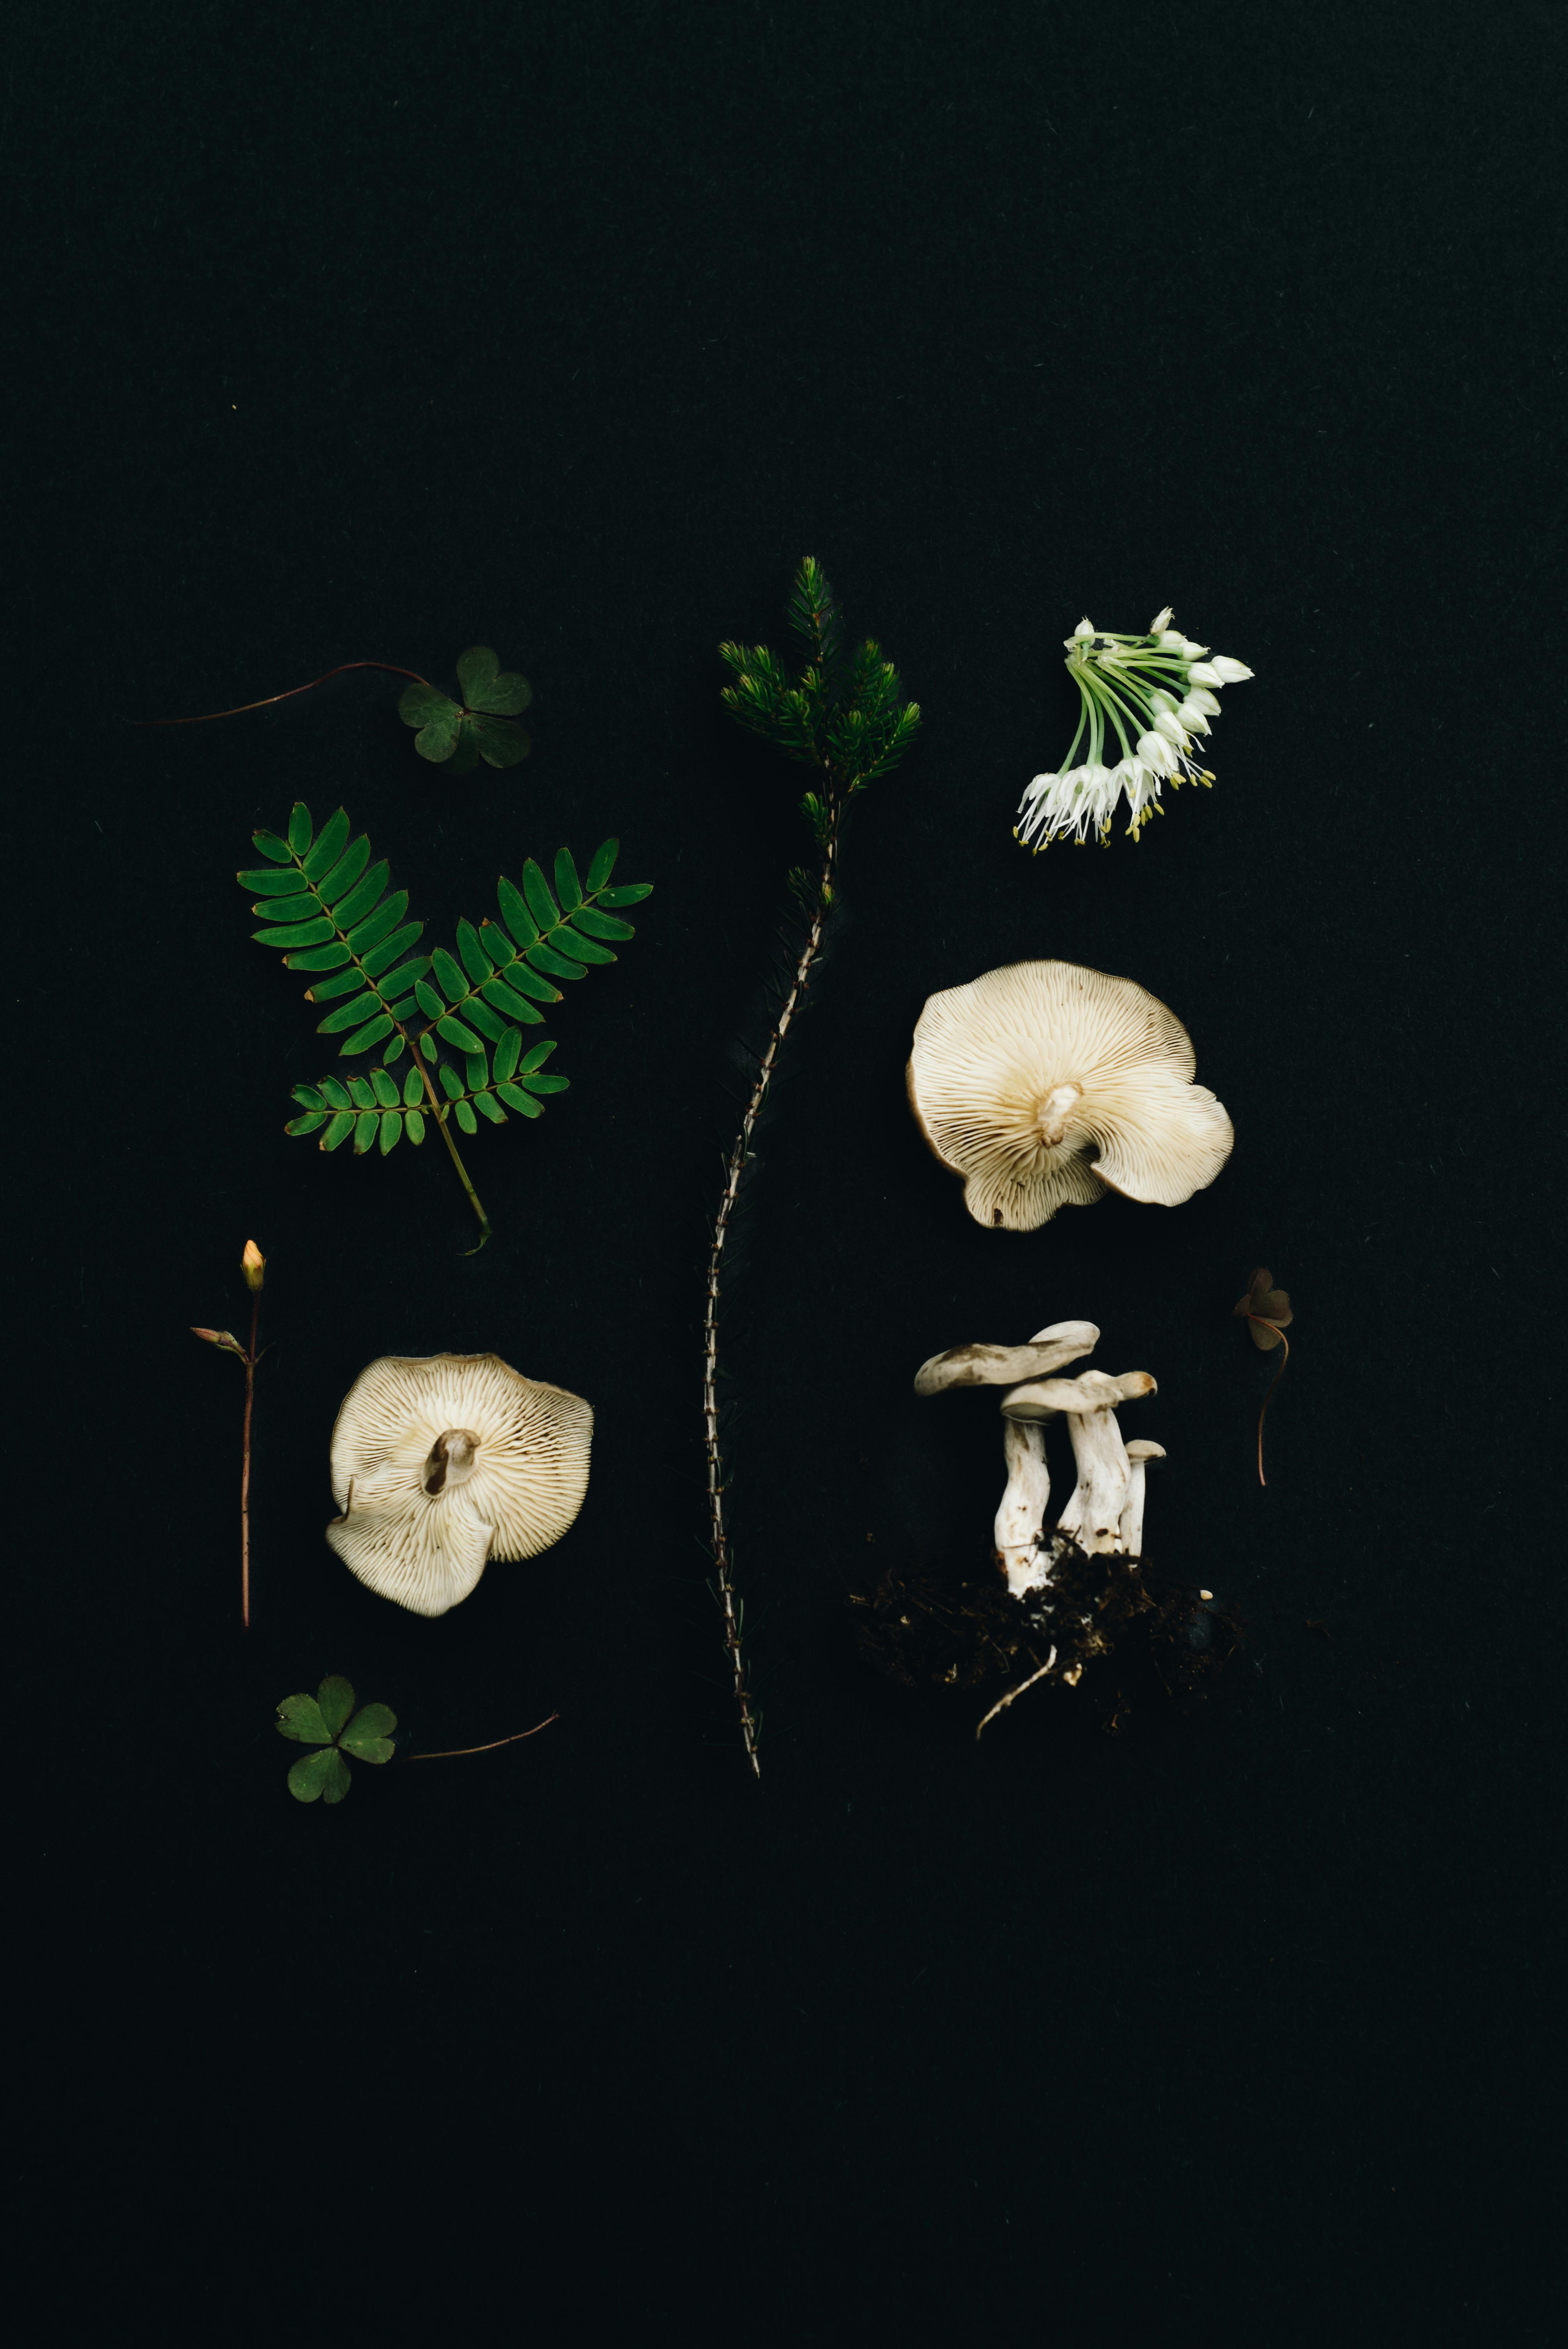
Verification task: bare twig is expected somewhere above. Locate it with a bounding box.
[702,789,843,1781]
[1246,1319,1291,1486]
[126,659,433,727]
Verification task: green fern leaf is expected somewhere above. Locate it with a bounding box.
[496,1082,544,1117]
[320,1109,356,1151]
[520,861,559,932]
[286,804,314,855]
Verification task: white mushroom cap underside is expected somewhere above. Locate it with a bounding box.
[326,1353,593,1618]
[907,960,1233,1231]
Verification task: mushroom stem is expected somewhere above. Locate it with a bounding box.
[995,1417,1053,1595]
[1056,1408,1135,1553]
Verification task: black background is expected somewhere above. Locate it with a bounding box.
[11,2,1563,2335]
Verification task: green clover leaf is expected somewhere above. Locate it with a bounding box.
[275,1675,399,1804]
[399,648,532,772]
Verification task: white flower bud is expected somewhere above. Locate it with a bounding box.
[1185,661,1223,687]
[1179,637,1209,659]
[1176,698,1211,734]
[1184,684,1221,715]
[1153,710,1189,747]
[1210,656,1254,683]
[1073,618,1095,639]
[1156,629,1186,652]
[1137,730,1178,775]
[1148,608,1174,636]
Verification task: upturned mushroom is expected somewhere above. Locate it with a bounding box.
[906,959,1233,1231]
[325,1352,593,1617]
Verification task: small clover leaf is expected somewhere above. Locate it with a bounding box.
[1233,1268,1293,1351]
[400,649,533,771]
[276,1675,399,1804]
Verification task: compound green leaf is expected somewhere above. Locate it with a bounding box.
[415,978,445,1020]
[353,1110,379,1152]
[437,1014,483,1052]
[496,876,539,948]
[496,1082,543,1117]
[402,1066,424,1107]
[462,996,509,1043]
[291,1084,325,1110]
[464,1050,489,1092]
[379,1110,402,1153]
[251,829,294,864]
[526,940,587,981]
[361,922,423,977]
[520,860,559,934]
[494,1026,522,1084]
[518,1040,558,1074]
[240,865,308,894]
[454,1099,478,1134]
[472,1089,506,1124]
[585,838,619,892]
[342,1013,395,1057]
[305,964,368,1003]
[599,883,653,906]
[370,1067,399,1108]
[375,956,430,997]
[254,916,335,950]
[286,1110,328,1137]
[317,835,373,906]
[383,1032,405,1064]
[406,1109,426,1145]
[570,905,636,941]
[303,810,351,882]
[347,1076,378,1110]
[520,1071,569,1094]
[276,1693,331,1745]
[331,861,392,934]
[316,991,381,1036]
[484,953,559,1004]
[287,804,313,856]
[321,1110,356,1151]
[320,1076,353,1110]
[437,1062,465,1101]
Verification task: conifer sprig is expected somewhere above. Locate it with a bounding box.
[242,806,649,1249]
[705,559,920,1776]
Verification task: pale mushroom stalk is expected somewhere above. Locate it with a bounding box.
[994,1417,1053,1594]
[1057,1408,1135,1554]
[1119,1441,1166,1555]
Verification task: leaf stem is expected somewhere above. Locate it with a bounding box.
[1246,1317,1291,1486]
[402,1031,492,1251]
[702,774,845,1780]
[127,660,434,727]
[406,1713,559,1761]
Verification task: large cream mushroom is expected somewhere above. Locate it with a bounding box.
[325,1352,593,1617]
[907,959,1233,1231]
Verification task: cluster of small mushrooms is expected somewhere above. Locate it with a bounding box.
[326,1352,592,1618]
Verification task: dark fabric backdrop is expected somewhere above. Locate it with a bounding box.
[10,0,1562,2336]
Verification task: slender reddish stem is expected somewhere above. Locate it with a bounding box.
[240,1286,260,1628]
[1246,1317,1291,1486]
[406,1713,559,1761]
[127,660,434,728]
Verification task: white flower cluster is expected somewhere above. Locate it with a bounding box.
[1016,608,1253,850]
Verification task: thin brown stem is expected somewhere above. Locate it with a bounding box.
[240,1286,260,1629]
[127,660,434,727]
[407,1713,559,1761]
[402,1031,491,1250]
[1246,1319,1291,1486]
[703,782,844,1780]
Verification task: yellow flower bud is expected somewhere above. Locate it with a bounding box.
[242,1240,266,1292]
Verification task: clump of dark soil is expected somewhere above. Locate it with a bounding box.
[851,1538,1241,1728]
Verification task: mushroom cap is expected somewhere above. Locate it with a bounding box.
[913,1319,1099,1397]
[1124,1440,1167,1463]
[999,1369,1156,1421]
[907,960,1233,1232]
[325,1352,593,1618]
